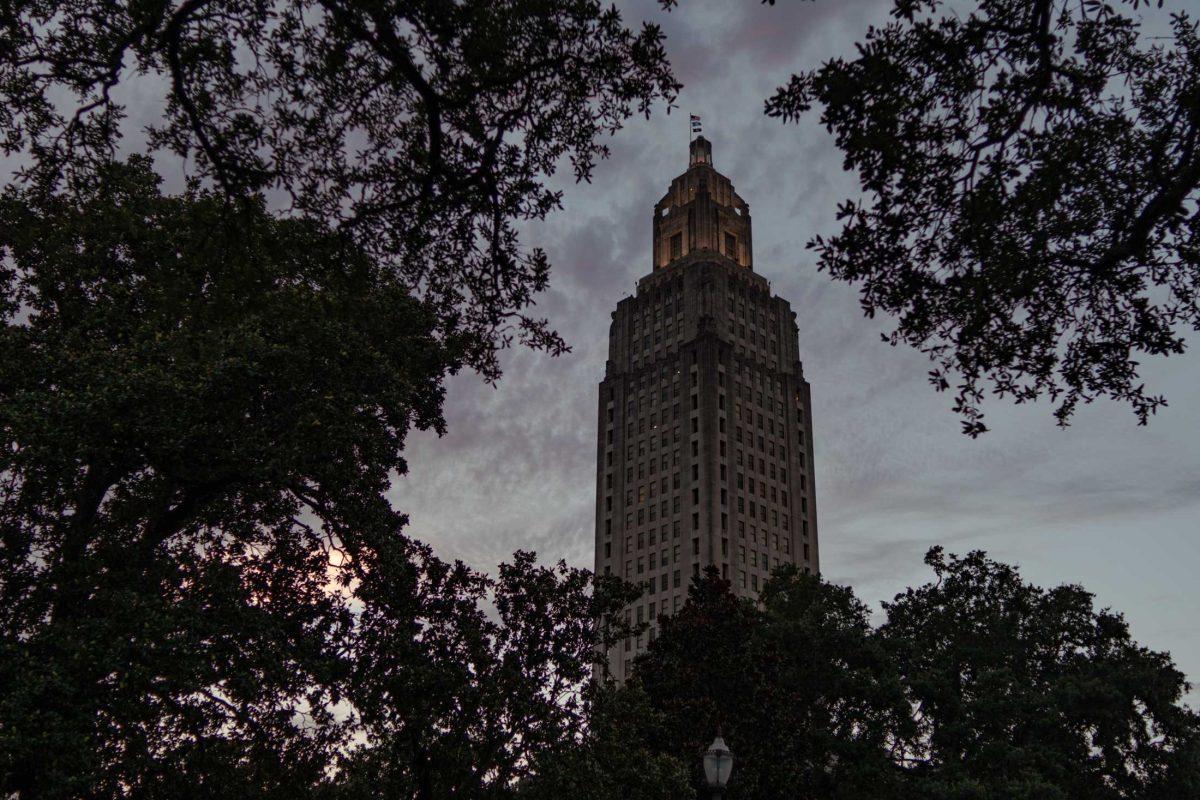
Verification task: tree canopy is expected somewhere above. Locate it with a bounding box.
[612,553,1199,800]
[1,3,679,794]
[0,158,636,798]
[1,0,679,378]
[767,0,1200,433]
[630,566,908,800]
[335,550,640,800]
[0,155,444,796]
[882,546,1200,799]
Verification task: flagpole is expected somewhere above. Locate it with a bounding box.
[687,114,702,164]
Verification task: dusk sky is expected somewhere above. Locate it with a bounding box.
[394,0,1200,693]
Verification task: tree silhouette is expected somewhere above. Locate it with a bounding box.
[0,157,450,796]
[883,547,1200,799]
[0,159,637,798]
[1,4,679,794]
[624,567,909,800]
[607,553,1200,800]
[1,0,679,379]
[767,0,1200,433]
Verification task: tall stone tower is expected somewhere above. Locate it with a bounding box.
[593,136,819,681]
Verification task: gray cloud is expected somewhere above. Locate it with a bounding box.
[395,0,1200,696]
[3,0,1192,702]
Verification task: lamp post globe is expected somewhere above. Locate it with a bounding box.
[702,734,733,800]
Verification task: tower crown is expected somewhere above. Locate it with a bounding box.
[653,136,752,271]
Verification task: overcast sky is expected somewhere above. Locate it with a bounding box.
[393,0,1200,694]
[8,0,1189,695]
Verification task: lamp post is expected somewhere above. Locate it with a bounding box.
[702,733,733,800]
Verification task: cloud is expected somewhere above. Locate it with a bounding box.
[17,0,1188,694]
[389,0,1200,692]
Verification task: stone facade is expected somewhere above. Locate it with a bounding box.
[594,137,819,681]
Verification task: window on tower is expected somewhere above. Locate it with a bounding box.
[670,233,683,260]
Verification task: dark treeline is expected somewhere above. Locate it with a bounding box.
[529,551,1200,800]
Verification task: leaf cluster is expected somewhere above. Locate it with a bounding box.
[607,553,1199,800]
[0,159,633,799]
[1,0,680,378]
[334,548,641,800]
[768,0,1200,433]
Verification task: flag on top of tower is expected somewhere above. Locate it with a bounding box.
[690,114,702,133]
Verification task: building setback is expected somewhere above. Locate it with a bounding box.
[594,136,820,681]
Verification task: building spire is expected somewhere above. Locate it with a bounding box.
[653,134,751,270]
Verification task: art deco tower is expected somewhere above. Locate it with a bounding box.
[594,137,819,681]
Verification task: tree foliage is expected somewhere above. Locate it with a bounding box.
[0,159,634,798]
[767,0,1200,434]
[519,683,691,800]
[334,550,641,800]
[1,0,679,377]
[884,546,1200,800]
[0,2,681,795]
[0,156,443,796]
[626,568,910,800]
[0,3,681,793]
[613,554,1199,800]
